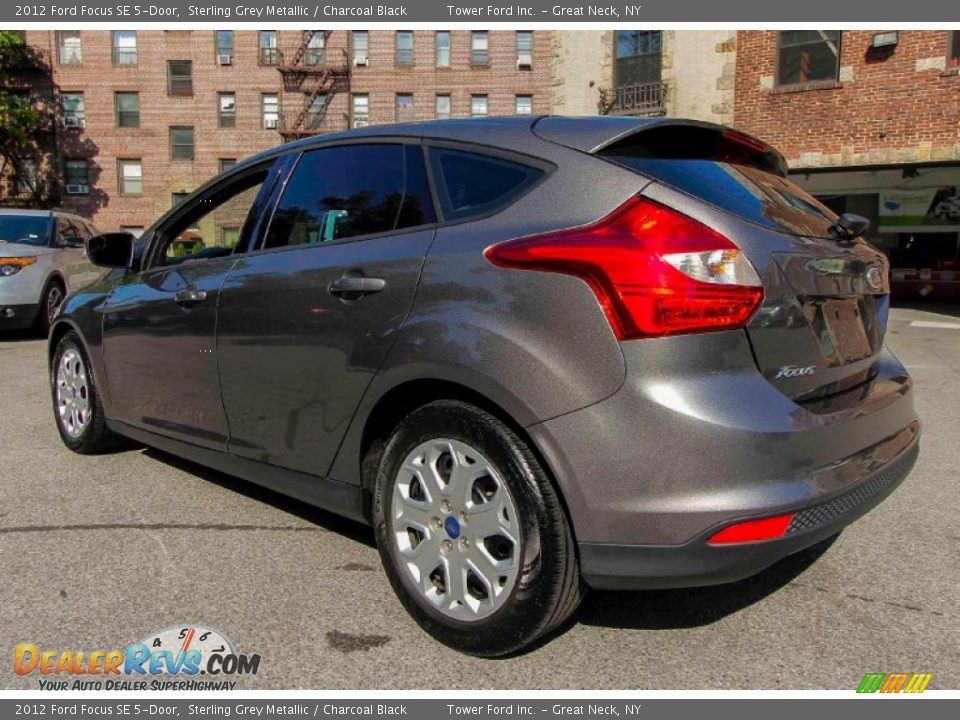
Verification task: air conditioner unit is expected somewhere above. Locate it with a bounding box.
[517,53,533,69]
[353,55,368,67]
[63,115,84,128]
[263,118,278,129]
[353,120,369,128]
[218,54,233,66]
[65,184,89,195]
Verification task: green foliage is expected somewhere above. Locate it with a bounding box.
[0,31,47,193]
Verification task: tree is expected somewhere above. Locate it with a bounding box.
[0,31,49,203]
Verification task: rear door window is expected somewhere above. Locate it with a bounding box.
[263,143,435,249]
[428,147,545,222]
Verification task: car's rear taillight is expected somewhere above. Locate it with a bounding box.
[484,196,764,339]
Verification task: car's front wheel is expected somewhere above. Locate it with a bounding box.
[37,279,65,335]
[373,400,583,656]
[51,331,124,454]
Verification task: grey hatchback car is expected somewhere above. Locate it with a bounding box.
[48,117,919,656]
[1,209,101,333]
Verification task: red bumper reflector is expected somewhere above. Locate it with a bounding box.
[707,513,795,545]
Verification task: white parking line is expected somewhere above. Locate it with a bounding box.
[908,320,960,330]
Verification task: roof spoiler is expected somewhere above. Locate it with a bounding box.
[532,117,789,177]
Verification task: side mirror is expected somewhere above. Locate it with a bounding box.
[60,236,86,249]
[86,232,135,269]
[830,213,871,241]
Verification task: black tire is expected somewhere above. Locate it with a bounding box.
[50,331,125,454]
[36,279,65,336]
[373,400,584,657]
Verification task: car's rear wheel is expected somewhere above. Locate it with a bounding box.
[37,279,65,336]
[51,331,124,454]
[373,400,583,656]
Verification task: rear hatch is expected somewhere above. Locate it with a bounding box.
[582,121,890,401]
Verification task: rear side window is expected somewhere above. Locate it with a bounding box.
[264,143,435,249]
[598,127,838,238]
[428,147,544,222]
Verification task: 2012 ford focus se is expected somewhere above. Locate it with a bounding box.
[49,117,919,656]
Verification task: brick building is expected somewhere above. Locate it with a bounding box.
[734,30,960,300]
[9,30,550,232]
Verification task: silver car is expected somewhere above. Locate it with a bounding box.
[0,209,102,333]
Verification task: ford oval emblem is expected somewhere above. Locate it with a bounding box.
[866,266,884,291]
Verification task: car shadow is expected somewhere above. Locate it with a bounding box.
[0,328,45,343]
[574,534,838,632]
[139,446,376,548]
[136,443,835,651]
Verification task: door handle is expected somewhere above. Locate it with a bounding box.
[174,288,208,306]
[327,275,386,299]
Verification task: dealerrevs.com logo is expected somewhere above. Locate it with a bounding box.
[14,625,261,690]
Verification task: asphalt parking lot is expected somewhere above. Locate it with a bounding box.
[1,304,958,690]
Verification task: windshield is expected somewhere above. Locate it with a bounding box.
[0,216,50,246]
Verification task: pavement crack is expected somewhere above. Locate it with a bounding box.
[789,581,945,617]
[0,522,322,534]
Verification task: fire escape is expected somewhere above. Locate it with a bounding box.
[276,31,351,140]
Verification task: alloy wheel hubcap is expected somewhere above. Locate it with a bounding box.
[47,286,63,324]
[56,348,90,438]
[392,438,521,621]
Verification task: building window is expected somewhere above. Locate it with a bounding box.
[61,92,85,127]
[219,158,237,173]
[112,31,137,66]
[64,160,89,190]
[115,92,140,128]
[436,31,451,67]
[305,94,329,130]
[436,94,451,120]
[352,31,369,65]
[216,31,234,63]
[118,159,142,195]
[167,61,193,95]
[471,95,488,118]
[515,95,532,115]
[57,31,82,65]
[305,31,326,66]
[218,92,236,128]
[615,31,662,87]
[220,226,241,248]
[259,31,278,66]
[396,93,414,122]
[170,127,195,161]
[516,31,533,68]
[13,160,37,195]
[949,31,960,68]
[777,31,841,86]
[471,31,489,66]
[261,94,279,129]
[352,94,370,126]
[172,192,190,208]
[396,31,414,66]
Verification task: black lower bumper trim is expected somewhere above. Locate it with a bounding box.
[0,303,40,330]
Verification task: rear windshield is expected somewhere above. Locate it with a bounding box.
[0,216,50,246]
[600,155,838,238]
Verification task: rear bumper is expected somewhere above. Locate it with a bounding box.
[0,302,40,330]
[526,330,920,588]
[579,432,919,589]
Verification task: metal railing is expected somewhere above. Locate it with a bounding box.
[601,82,667,116]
